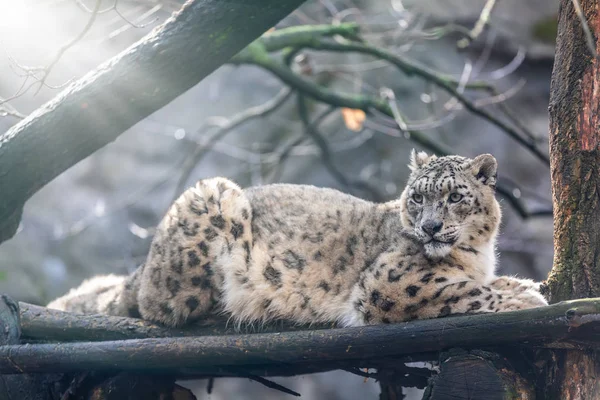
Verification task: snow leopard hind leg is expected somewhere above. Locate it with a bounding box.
[137,177,253,327]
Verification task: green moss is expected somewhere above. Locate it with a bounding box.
[532,15,558,44]
[214,26,234,47]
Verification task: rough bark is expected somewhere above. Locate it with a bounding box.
[422,350,534,400]
[0,0,306,245]
[19,302,332,342]
[547,0,600,303]
[0,296,63,400]
[543,0,600,398]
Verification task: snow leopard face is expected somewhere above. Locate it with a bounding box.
[399,150,501,259]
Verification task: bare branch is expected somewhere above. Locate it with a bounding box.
[457,0,498,49]
[35,0,103,94]
[297,95,386,201]
[172,87,294,203]
[0,0,308,245]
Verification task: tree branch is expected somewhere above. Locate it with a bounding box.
[11,298,600,376]
[253,25,550,165]
[0,0,307,245]
[296,95,386,201]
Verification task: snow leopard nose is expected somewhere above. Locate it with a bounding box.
[421,220,443,236]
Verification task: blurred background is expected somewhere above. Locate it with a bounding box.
[0,0,558,398]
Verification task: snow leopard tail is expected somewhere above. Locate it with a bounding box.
[46,266,142,318]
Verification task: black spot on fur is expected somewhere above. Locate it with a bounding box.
[388,269,404,282]
[458,246,478,254]
[166,277,180,296]
[185,297,199,312]
[458,281,467,289]
[282,250,306,271]
[468,288,482,297]
[370,290,381,305]
[191,276,212,289]
[171,259,183,274]
[433,285,451,299]
[318,281,331,292]
[468,301,482,311]
[244,241,251,266]
[445,295,461,305]
[420,272,435,284]
[188,250,201,267]
[198,242,209,257]
[159,302,173,316]
[354,300,363,311]
[202,262,213,276]
[380,299,396,312]
[263,264,282,287]
[230,221,244,240]
[190,202,207,216]
[439,305,452,317]
[346,235,358,257]
[242,208,250,219]
[150,267,161,288]
[405,285,421,297]
[334,284,341,295]
[404,304,418,313]
[262,299,272,309]
[210,215,226,229]
[180,219,199,236]
[333,256,347,274]
[483,224,490,231]
[204,227,218,241]
[313,251,323,261]
[434,277,448,283]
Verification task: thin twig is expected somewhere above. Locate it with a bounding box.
[457,0,498,48]
[297,95,386,201]
[35,0,103,94]
[171,87,294,202]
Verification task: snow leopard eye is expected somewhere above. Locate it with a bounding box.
[412,193,423,204]
[448,193,463,203]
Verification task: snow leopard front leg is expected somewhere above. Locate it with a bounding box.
[352,274,548,326]
[137,177,253,327]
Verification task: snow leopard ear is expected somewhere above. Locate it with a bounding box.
[409,149,437,171]
[470,154,497,188]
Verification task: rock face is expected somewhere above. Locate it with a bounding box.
[0,0,557,399]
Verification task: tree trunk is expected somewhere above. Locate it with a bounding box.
[0,0,306,245]
[544,0,600,398]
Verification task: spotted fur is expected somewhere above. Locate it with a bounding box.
[48,152,547,327]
